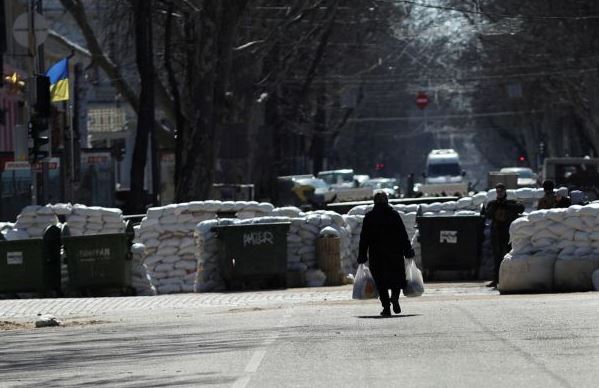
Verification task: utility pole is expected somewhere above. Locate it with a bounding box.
[35,0,50,204]
[27,0,38,204]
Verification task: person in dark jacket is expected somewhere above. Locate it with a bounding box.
[537,180,557,210]
[358,191,415,316]
[485,183,525,288]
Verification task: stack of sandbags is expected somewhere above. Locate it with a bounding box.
[346,204,373,216]
[1,224,27,240]
[2,203,70,241]
[507,204,599,292]
[11,205,60,238]
[498,252,557,294]
[341,214,363,278]
[66,204,125,236]
[130,242,157,296]
[135,201,275,294]
[272,206,304,218]
[137,207,199,294]
[222,201,275,219]
[472,192,488,208]
[486,188,544,213]
[0,222,14,233]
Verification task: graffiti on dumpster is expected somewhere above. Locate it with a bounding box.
[78,247,111,262]
[243,231,274,247]
[440,230,458,244]
[6,252,23,265]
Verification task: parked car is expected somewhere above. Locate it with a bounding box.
[293,177,336,204]
[499,167,538,188]
[317,169,355,188]
[362,177,401,198]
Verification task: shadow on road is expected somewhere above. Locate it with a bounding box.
[356,314,421,319]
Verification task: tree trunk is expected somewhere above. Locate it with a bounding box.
[164,4,185,189]
[175,0,248,202]
[311,88,326,174]
[128,0,155,213]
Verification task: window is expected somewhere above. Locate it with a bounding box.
[427,163,461,176]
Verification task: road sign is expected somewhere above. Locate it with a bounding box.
[416,91,429,110]
[4,158,60,172]
[12,12,49,48]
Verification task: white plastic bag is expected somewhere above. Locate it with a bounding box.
[352,264,378,299]
[404,259,424,297]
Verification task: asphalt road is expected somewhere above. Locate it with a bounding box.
[1,285,598,388]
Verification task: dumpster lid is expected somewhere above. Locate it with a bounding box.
[417,214,483,218]
[212,221,292,230]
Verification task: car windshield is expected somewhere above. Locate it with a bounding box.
[296,178,328,190]
[501,168,534,178]
[318,172,353,185]
[364,179,395,189]
[427,163,461,177]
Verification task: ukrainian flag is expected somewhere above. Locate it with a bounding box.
[46,58,69,102]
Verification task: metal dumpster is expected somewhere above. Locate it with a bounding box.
[0,225,62,296]
[214,222,290,290]
[62,222,134,295]
[417,215,485,280]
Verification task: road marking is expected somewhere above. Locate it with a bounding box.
[232,309,292,388]
[244,349,267,373]
[232,376,251,388]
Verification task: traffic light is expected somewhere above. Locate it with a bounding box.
[375,162,385,171]
[34,75,51,118]
[27,75,52,163]
[29,114,49,162]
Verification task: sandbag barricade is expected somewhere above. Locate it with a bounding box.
[506,203,599,293]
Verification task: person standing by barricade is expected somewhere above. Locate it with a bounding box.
[538,180,557,209]
[485,183,525,288]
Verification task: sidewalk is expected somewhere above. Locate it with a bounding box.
[0,282,497,320]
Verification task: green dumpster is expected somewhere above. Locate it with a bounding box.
[62,223,133,295]
[214,222,290,290]
[417,214,485,280]
[0,225,62,296]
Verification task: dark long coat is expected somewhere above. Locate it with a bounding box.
[358,204,413,289]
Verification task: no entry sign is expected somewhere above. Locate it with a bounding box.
[416,91,429,110]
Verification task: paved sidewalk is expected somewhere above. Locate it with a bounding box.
[0,282,497,320]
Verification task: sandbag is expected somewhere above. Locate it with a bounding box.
[554,256,599,292]
[498,253,556,294]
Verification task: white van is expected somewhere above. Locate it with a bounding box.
[425,149,464,184]
[419,149,468,196]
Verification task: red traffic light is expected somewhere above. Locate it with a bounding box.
[518,155,526,161]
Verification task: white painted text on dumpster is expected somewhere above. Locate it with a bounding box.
[440,230,458,244]
[78,248,111,262]
[6,251,23,265]
[243,231,274,247]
